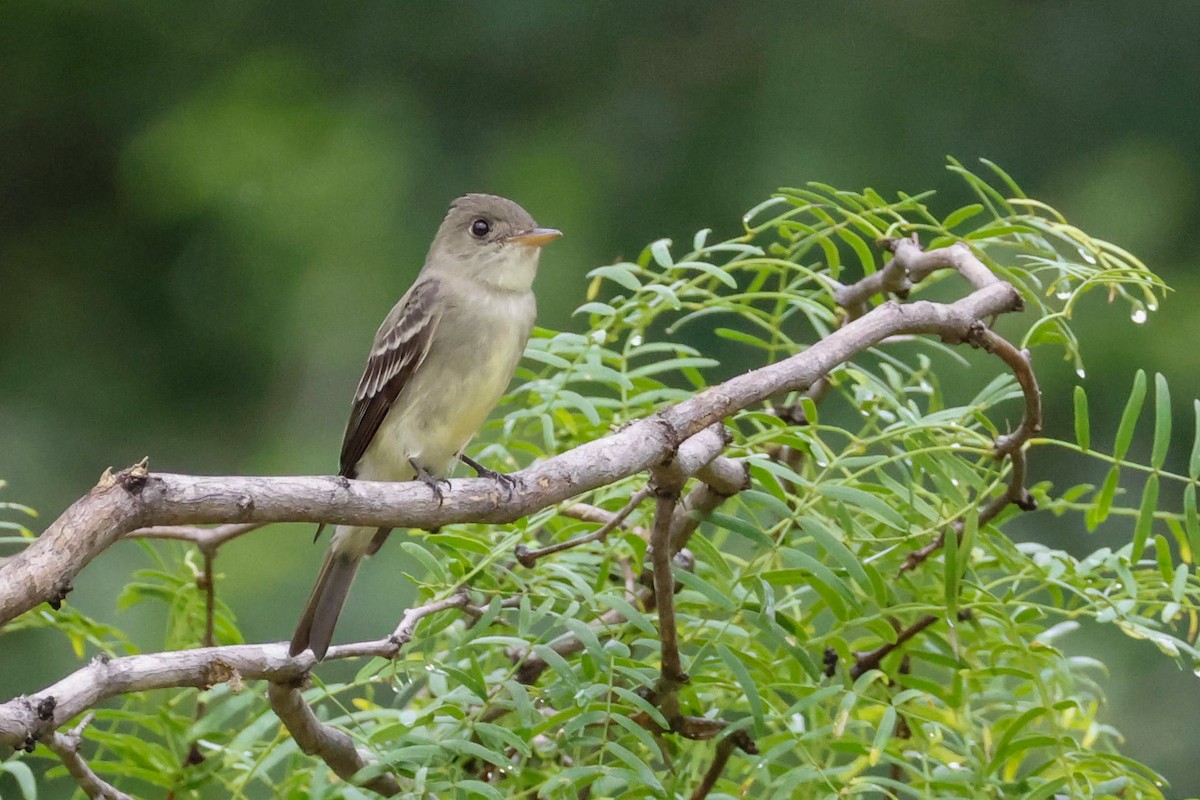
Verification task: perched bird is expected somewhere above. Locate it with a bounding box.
[289,194,560,660]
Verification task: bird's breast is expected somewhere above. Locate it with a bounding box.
[355,289,534,482]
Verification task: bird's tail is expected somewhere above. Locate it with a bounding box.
[289,547,362,660]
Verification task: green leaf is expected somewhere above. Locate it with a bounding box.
[798,515,870,593]
[815,484,907,530]
[837,228,878,275]
[597,593,657,636]
[708,512,773,548]
[1131,474,1159,562]
[1185,484,1200,560]
[1191,399,1200,480]
[399,542,448,583]
[718,644,765,735]
[1023,777,1071,800]
[987,706,1050,774]
[714,326,774,350]
[869,705,897,766]
[587,263,642,291]
[1113,369,1147,461]
[573,301,617,317]
[531,645,578,688]
[1151,372,1171,469]
[687,530,734,580]
[959,506,978,581]
[1155,534,1174,583]
[675,571,736,611]
[475,722,532,758]
[674,260,738,288]
[1087,465,1120,531]
[0,759,37,800]
[1073,385,1090,451]
[944,511,959,620]
[606,741,664,792]
[649,238,673,267]
[942,203,985,230]
[456,779,506,799]
[779,548,855,618]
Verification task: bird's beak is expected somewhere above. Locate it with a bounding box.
[506,227,563,248]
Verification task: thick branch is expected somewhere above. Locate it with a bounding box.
[267,682,401,796]
[0,282,1021,626]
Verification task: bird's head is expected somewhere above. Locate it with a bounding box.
[425,193,561,292]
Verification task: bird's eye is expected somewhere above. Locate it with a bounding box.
[470,218,491,238]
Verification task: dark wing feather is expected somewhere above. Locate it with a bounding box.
[339,279,442,477]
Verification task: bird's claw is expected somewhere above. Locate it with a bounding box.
[460,454,518,498]
[411,460,451,506]
[488,469,519,499]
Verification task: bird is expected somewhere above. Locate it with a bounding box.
[289,193,561,660]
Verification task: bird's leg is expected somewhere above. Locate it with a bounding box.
[460,453,519,495]
[409,459,451,506]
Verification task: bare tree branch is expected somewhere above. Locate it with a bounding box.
[267,681,401,795]
[0,594,474,750]
[649,490,687,686]
[0,281,1021,627]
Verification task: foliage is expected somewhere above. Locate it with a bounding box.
[5,162,1198,799]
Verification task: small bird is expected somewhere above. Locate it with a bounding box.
[289,194,560,660]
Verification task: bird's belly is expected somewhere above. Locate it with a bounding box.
[356,328,522,482]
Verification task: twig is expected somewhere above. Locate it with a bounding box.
[848,615,938,680]
[971,329,1042,458]
[180,549,218,772]
[668,464,751,554]
[125,522,267,550]
[199,552,216,648]
[824,610,972,680]
[516,487,653,567]
[560,503,623,526]
[899,328,1040,575]
[41,714,135,800]
[622,711,758,800]
[689,737,743,800]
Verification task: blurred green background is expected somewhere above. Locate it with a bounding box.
[3,1,1200,795]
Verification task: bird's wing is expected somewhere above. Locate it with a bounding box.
[339,278,442,478]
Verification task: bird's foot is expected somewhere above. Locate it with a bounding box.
[460,454,519,498]
[410,459,451,506]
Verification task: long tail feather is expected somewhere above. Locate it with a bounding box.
[289,550,361,660]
